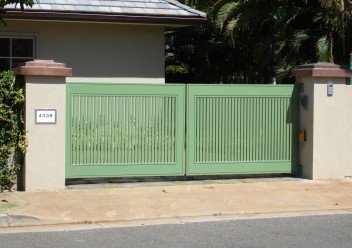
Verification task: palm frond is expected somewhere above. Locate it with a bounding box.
[224,18,239,43]
[291,31,309,53]
[315,35,333,62]
[318,0,344,12]
[214,2,239,31]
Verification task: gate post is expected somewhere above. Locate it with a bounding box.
[14,60,72,191]
[292,62,352,179]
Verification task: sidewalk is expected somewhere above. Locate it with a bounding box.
[1,178,352,230]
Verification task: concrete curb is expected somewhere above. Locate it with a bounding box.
[0,214,9,227]
[1,208,352,229]
[1,209,352,233]
[0,214,40,228]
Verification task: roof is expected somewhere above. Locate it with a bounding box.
[4,0,207,26]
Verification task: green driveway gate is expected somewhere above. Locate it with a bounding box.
[186,85,299,175]
[66,83,299,178]
[66,83,185,178]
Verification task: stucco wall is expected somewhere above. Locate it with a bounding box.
[24,76,66,191]
[299,77,352,179]
[1,20,165,83]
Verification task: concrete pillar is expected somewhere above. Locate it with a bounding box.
[14,60,72,191]
[292,62,352,179]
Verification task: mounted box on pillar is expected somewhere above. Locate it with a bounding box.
[14,60,72,191]
[292,62,352,179]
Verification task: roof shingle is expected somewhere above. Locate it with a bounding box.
[5,0,206,18]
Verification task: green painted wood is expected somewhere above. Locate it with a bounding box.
[66,83,185,178]
[186,84,299,175]
[66,83,299,178]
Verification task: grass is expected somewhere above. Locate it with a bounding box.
[0,202,19,214]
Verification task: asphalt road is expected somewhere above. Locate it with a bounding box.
[1,214,352,248]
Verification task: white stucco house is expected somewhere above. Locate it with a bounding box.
[1,0,206,83]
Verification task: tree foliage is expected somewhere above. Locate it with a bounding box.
[0,0,34,24]
[166,0,352,84]
[0,71,26,191]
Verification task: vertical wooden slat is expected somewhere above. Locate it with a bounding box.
[211,97,215,162]
[146,97,151,163]
[240,97,243,162]
[72,96,76,165]
[78,96,82,165]
[222,97,226,162]
[172,96,175,163]
[254,97,258,161]
[217,98,221,162]
[279,97,283,160]
[92,96,96,164]
[265,97,269,161]
[200,97,204,162]
[234,97,238,161]
[93,96,97,165]
[127,96,131,164]
[209,98,213,162]
[195,98,198,162]
[170,97,174,163]
[141,97,146,163]
[96,96,99,164]
[256,97,260,161]
[205,98,209,162]
[231,97,235,162]
[107,96,110,164]
[166,97,170,163]
[153,97,157,163]
[121,96,125,164]
[159,97,163,163]
[127,97,131,164]
[160,97,164,163]
[272,97,276,161]
[248,97,251,162]
[117,96,121,164]
[227,97,231,162]
[111,97,115,164]
[163,96,167,163]
[218,97,222,162]
[132,96,136,164]
[136,96,141,164]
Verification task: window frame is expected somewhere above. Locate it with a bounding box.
[0,32,39,70]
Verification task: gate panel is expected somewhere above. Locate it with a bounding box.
[186,85,299,175]
[66,83,185,178]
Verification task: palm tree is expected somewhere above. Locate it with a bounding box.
[212,0,352,82]
[314,0,351,63]
[167,1,352,84]
[212,0,295,82]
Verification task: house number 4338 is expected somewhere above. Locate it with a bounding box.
[35,109,56,124]
[39,113,53,118]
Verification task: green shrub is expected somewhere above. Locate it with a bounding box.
[0,71,26,191]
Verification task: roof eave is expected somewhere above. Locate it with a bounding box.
[4,10,208,26]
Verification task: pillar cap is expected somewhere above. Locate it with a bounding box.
[292,62,352,78]
[14,59,72,77]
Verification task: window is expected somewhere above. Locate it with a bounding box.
[0,37,35,72]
